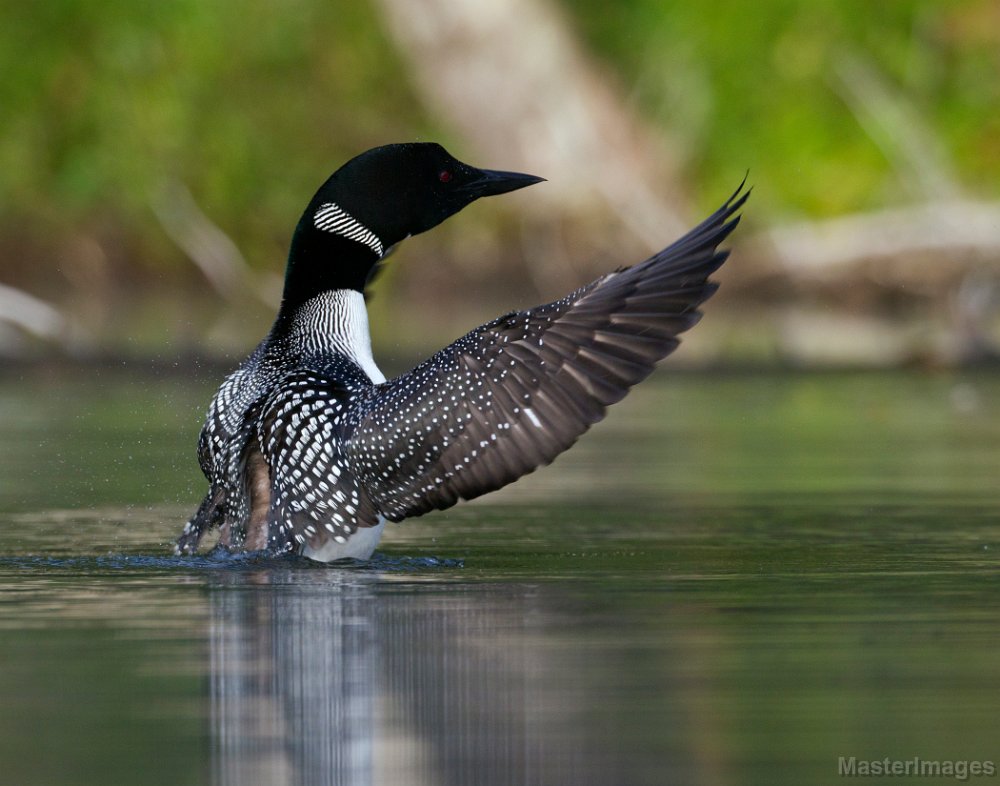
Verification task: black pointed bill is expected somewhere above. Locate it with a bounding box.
[458,168,546,198]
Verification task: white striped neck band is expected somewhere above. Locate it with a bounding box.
[313,202,384,257]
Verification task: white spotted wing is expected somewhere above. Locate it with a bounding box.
[348,184,748,521]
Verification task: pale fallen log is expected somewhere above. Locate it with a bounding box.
[754,199,1000,282]
[0,282,66,341]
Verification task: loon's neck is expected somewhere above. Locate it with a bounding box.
[277,289,385,384]
[279,212,384,314]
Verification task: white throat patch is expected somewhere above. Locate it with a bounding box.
[313,202,384,257]
[289,290,386,385]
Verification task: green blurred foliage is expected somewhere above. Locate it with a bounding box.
[0,0,998,284]
[568,0,1000,215]
[0,0,435,279]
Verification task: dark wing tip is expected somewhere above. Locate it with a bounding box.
[626,176,749,284]
[705,175,752,236]
[701,175,751,238]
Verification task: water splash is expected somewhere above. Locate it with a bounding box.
[0,550,463,574]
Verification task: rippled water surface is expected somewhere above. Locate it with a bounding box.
[1,368,998,785]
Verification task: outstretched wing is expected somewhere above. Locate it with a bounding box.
[348,184,748,521]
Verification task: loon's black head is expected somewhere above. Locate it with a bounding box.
[282,143,543,307]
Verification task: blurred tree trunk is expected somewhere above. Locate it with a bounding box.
[373,0,690,289]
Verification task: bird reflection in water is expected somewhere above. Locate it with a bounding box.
[206,565,605,786]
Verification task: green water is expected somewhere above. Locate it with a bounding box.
[0,368,998,786]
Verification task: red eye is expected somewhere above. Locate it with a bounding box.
[438,169,453,183]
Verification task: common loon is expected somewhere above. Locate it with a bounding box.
[176,143,747,561]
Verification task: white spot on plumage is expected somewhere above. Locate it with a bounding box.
[524,407,542,428]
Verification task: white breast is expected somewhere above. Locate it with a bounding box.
[302,518,386,562]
